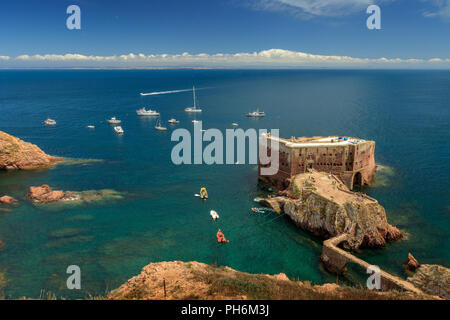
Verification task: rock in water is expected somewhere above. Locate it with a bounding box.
[403,253,420,271]
[0,131,62,170]
[407,264,450,299]
[260,171,402,250]
[0,195,18,204]
[28,185,66,203]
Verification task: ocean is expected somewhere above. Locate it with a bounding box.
[0,69,449,298]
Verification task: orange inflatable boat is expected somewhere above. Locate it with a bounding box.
[216,230,229,243]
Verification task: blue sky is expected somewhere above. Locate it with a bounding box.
[1,0,450,68]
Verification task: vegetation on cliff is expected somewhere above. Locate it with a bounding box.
[108,261,434,300]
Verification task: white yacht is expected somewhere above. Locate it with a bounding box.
[44,118,56,126]
[192,119,200,124]
[136,107,160,116]
[86,125,95,129]
[107,117,122,124]
[184,86,202,113]
[168,118,180,124]
[246,109,265,118]
[155,119,167,131]
[231,123,239,127]
[114,126,124,134]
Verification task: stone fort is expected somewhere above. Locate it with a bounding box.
[259,135,376,190]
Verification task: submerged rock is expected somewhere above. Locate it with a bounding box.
[0,131,62,170]
[407,264,449,299]
[28,185,125,205]
[0,195,17,205]
[260,171,402,250]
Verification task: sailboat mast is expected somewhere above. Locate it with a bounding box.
[193,85,197,109]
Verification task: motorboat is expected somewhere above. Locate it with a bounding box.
[246,109,265,117]
[107,117,121,124]
[44,118,56,126]
[114,126,124,134]
[168,118,180,124]
[136,107,160,116]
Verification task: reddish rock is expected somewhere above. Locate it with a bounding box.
[0,195,17,204]
[28,185,66,203]
[0,131,62,170]
[403,253,420,271]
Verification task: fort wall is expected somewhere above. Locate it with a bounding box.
[259,135,376,190]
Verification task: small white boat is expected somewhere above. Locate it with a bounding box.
[210,210,220,221]
[184,86,202,113]
[231,123,239,127]
[136,107,160,116]
[168,118,180,124]
[114,126,124,134]
[192,120,200,124]
[246,109,265,117]
[86,125,95,129]
[44,118,56,126]
[155,119,167,131]
[107,117,121,124]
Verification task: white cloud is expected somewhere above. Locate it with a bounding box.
[244,0,382,18]
[422,0,450,19]
[1,49,450,68]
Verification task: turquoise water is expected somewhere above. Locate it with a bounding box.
[0,70,448,298]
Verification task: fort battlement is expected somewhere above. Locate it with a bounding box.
[259,135,376,190]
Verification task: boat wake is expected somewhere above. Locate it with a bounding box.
[140,88,193,96]
[140,87,211,96]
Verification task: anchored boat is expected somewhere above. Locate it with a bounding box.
[107,117,121,124]
[246,109,265,117]
[184,86,202,113]
[44,118,56,126]
[136,107,160,116]
[114,126,124,134]
[155,119,167,131]
[168,118,180,124]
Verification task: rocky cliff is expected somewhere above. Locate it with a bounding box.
[108,261,433,300]
[407,264,449,299]
[0,131,62,170]
[260,172,402,250]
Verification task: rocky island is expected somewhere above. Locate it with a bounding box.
[260,171,402,250]
[0,130,62,170]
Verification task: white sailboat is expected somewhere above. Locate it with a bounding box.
[155,119,167,131]
[184,86,202,113]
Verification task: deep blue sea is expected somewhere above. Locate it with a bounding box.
[0,69,448,299]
